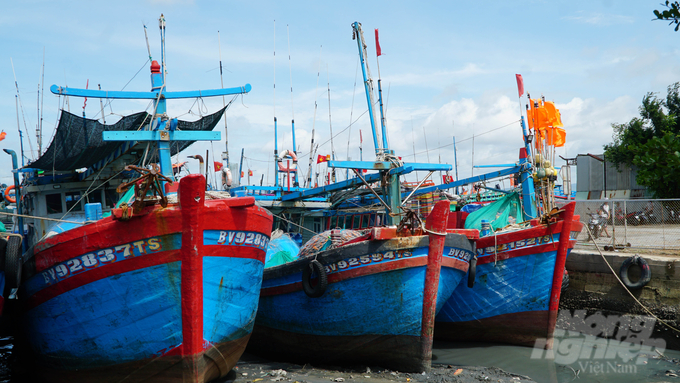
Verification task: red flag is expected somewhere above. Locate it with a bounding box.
[317,155,328,164]
[214,161,223,172]
[248,170,253,176]
[241,171,244,178]
[375,29,382,57]
[515,74,524,98]
[360,130,363,143]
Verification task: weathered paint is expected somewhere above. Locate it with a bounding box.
[420,200,449,371]
[435,204,583,347]
[546,202,576,347]
[19,174,273,383]
[249,220,475,372]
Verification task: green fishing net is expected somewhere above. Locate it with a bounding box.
[463,192,523,231]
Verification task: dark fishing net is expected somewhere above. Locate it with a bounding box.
[29,106,227,171]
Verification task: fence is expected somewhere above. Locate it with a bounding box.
[569,199,680,251]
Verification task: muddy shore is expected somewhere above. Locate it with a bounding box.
[215,353,536,383]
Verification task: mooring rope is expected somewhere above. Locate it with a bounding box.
[583,224,680,335]
[0,211,88,225]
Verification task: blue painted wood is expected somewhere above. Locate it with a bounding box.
[257,244,465,338]
[436,233,562,324]
[102,131,220,142]
[327,160,451,172]
[25,262,184,369]
[203,257,264,343]
[50,84,252,99]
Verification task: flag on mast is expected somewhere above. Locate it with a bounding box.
[375,29,382,57]
[515,74,524,98]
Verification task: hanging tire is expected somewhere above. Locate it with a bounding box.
[4,236,22,295]
[467,255,477,288]
[302,259,327,298]
[561,268,569,292]
[619,255,651,290]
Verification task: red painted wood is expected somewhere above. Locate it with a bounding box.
[178,174,206,365]
[445,228,479,239]
[441,257,470,272]
[546,201,575,347]
[261,256,430,297]
[421,200,449,370]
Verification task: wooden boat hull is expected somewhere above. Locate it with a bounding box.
[248,232,475,372]
[435,204,582,347]
[18,175,273,383]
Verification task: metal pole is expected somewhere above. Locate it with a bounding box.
[352,22,380,156]
[4,149,25,252]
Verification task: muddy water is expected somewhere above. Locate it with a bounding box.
[433,330,680,383]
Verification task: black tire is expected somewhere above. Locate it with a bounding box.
[302,259,327,298]
[467,255,477,288]
[561,268,569,292]
[619,255,651,290]
[4,236,21,295]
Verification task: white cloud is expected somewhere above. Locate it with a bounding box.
[563,12,634,26]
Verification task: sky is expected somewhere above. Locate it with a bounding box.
[2,0,679,189]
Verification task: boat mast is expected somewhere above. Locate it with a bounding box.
[218,31,230,170]
[374,28,389,152]
[287,25,299,187]
[351,22,382,158]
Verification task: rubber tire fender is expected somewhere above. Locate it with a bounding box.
[302,259,327,298]
[561,268,569,292]
[619,255,651,290]
[4,236,21,296]
[467,255,477,288]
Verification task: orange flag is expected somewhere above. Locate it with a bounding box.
[546,127,567,147]
[0,131,6,142]
[543,101,563,127]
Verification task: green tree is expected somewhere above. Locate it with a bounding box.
[654,1,680,30]
[632,132,680,198]
[604,83,680,197]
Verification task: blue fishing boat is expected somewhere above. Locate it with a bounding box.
[242,22,473,372]
[435,93,583,347]
[435,202,582,346]
[249,200,476,372]
[7,15,272,383]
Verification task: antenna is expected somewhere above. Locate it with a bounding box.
[327,64,336,182]
[218,30,229,169]
[306,45,322,188]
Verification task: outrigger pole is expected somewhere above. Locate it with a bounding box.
[50,14,251,189]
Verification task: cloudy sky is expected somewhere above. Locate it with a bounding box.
[1,0,678,188]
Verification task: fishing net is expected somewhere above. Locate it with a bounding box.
[265,230,300,268]
[464,192,523,232]
[29,106,227,171]
[298,229,364,258]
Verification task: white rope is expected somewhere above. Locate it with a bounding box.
[583,224,680,334]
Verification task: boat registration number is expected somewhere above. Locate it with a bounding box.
[324,250,414,274]
[40,234,180,286]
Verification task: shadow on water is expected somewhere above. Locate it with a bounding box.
[433,330,680,383]
[1,325,679,383]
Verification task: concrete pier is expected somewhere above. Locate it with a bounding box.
[560,248,680,350]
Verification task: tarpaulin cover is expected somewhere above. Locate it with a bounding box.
[464,192,522,231]
[29,106,227,171]
[265,232,300,268]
